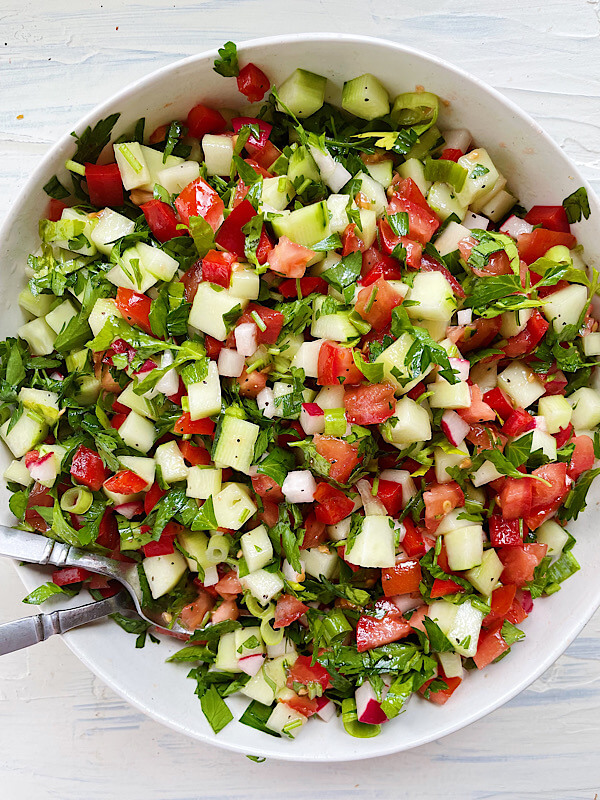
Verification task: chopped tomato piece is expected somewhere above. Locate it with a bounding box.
[175,177,225,231]
[85,162,123,207]
[457,384,496,425]
[525,462,571,530]
[201,249,235,288]
[489,514,524,546]
[178,440,211,466]
[517,228,577,264]
[502,310,549,358]
[301,513,327,549]
[387,189,439,244]
[52,567,92,586]
[96,509,119,550]
[234,303,284,345]
[115,287,153,336]
[419,675,462,705]
[236,63,270,102]
[360,245,405,285]
[401,518,427,557]
[341,223,364,255]
[483,584,517,627]
[524,205,570,233]
[499,477,532,521]
[140,199,181,242]
[251,474,285,503]
[273,594,309,628]
[215,570,242,599]
[343,383,396,425]
[142,531,176,557]
[377,218,423,267]
[286,655,331,692]
[568,435,595,480]
[430,578,465,598]
[314,482,354,524]
[313,435,360,485]
[376,479,404,516]
[144,481,166,514]
[502,407,536,437]
[423,482,465,532]
[174,413,216,436]
[356,607,411,652]
[214,199,256,258]
[474,621,510,669]
[237,367,267,398]
[179,589,215,630]
[186,104,226,138]
[47,199,68,222]
[355,277,403,330]
[103,470,148,495]
[278,276,328,298]
[419,252,466,298]
[498,543,548,587]
[70,445,108,492]
[440,148,463,162]
[267,235,315,279]
[381,559,422,596]
[317,341,363,386]
[483,387,514,422]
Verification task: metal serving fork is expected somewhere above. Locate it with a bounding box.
[0,524,189,655]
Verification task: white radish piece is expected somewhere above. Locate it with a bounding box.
[356,479,387,515]
[355,681,388,725]
[256,387,276,419]
[442,128,472,153]
[238,654,265,677]
[315,696,336,722]
[462,212,489,231]
[449,357,470,382]
[217,348,245,378]
[457,308,472,325]
[441,410,471,447]
[390,593,425,615]
[300,402,325,435]
[379,470,416,505]
[28,452,57,485]
[114,501,144,519]
[155,351,179,396]
[499,215,533,239]
[234,323,258,357]
[282,471,317,504]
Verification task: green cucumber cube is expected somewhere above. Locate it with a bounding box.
[0,413,48,458]
[45,299,77,334]
[277,68,327,118]
[188,283,249,341]
[17,317,56,356]
[142,551,187,600]
[118,410,157,453]
[271,200,330,249]
[213,482,257,530]
[212,416,260,476]
[18,387,60,424]
[342,73,390,121]
[18,288,56,318]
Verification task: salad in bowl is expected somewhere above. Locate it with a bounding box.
[4,39,599,743]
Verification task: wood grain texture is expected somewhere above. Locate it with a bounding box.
[1,1,600,797]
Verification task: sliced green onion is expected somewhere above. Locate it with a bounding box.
[324,408,346,436]
[60,486,93,514]
[341,698,381,738]
[371,476,380,496]
[260,611,284,646]
[65,159,86,176]
[181,395,190,413]
[424,157,468,192]
[390,91,439,128]
[364,285,379,314]
[204,534,230,566]
[116,143,143,174]
[245,596,275,619]
[251,311,267,332]
[320,608,353,643]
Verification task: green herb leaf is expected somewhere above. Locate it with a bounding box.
[562,186,591,224]
[213,41,239,77]
[200,685,234,733]
[23,582,69,605]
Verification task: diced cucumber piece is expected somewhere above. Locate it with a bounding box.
[342,73,390,121]
[478,189,516,222]
[398,158,431,196]
[19,288,56,318]
[74,375,101,406]
[375,333,433,393]
[406,271,456,322]
[438,651,463,680]
[90,209,136,257]
[3,458,33,487]
[107,246,158,294]
[277,68,327,118]
[517,428,556,461]
[536,520,569,558]
[136,242,179,282]
[235,626,264,658]
[427,181,467,222]
[118,410,156,453]
[138,145,184,190]
[541,284,588,333]
[291,339,325,378]
[212,415,260,475]
[88,297,123,337]
[354,172,387,219]
[214,631,241,672]
[266,702,307,738]
[538,395,572,434]
[434,221,471,257]
[582,332,600,357]
[436,507,475,534]
[345,516,396,568]
[465,548,504,596]
[428,600,459,634]
[155,440,189,483]
[405,126,443,160]
[202,134,234,176]
[17,317,56,355]
[156,160,201,195]
[311,296,358,342]
[434,442,469,483]
[359,207,377,249]
[142,553,187,601]
[114,142,151,190]
[455,149,500,208]
[118,382,158,420]
[428,380,471,409]
[326,194,350,234]
[18,387,60,424]
[186,466,222,500]
[229,267,260,300]
[470,175,507,213]
[471,460,503,487]
[381,397,432,448]
[45,299,77,334]
[498,361,545,409]
[569,387,600,430]
[177,530,209,572]
[444,525,484,571]
[500,308,532,339]
[287,145,321,186]
[446,599,484,658]
[271,200,330,250]
[302,546,339,579]
[118,455,155,488]
[241,524,273,572]
[240,666,277,705]
[240,568,284,606]
[365,159,394,189]
[189,283,249,341]
[213,482,257,530]
[0,413,48,458]
[58,208,98,256]
[261,176,296,211]
[188,362,222,420]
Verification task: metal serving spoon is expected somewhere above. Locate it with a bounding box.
[0,525,189,655]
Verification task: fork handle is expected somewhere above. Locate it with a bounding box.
[0,525,120,579]
[0,593,123,656]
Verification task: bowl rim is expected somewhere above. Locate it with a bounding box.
[4,31,600,762]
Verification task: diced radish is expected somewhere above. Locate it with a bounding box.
[534,415,548,432]
[217,348,245,377]
[356,478,387,515]
[449,357,470,382]
[155,351,179,396]
[282,557,305,582]
[256,386,276,419]
[300,402,325,435]
[29,452,57,485]
[390,593,425,615]
[355,681,388,725]
[457,308,472,325]
[462,212,489,231]
[441,409,471,446]
[234,323,258,357]
[309,145,352,193]
[499,215,533,238]
[203,565,219,586]
[49,371,64,381]
[238,653,265,676]
[114,501,144,519]
[282,470,317,504]
[442,129,472,152]
[315,696,336,722]
[134,359,157,377]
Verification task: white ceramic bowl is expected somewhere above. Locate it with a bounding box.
[2,33,600,762]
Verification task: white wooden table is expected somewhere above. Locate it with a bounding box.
[1,1,600,797]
